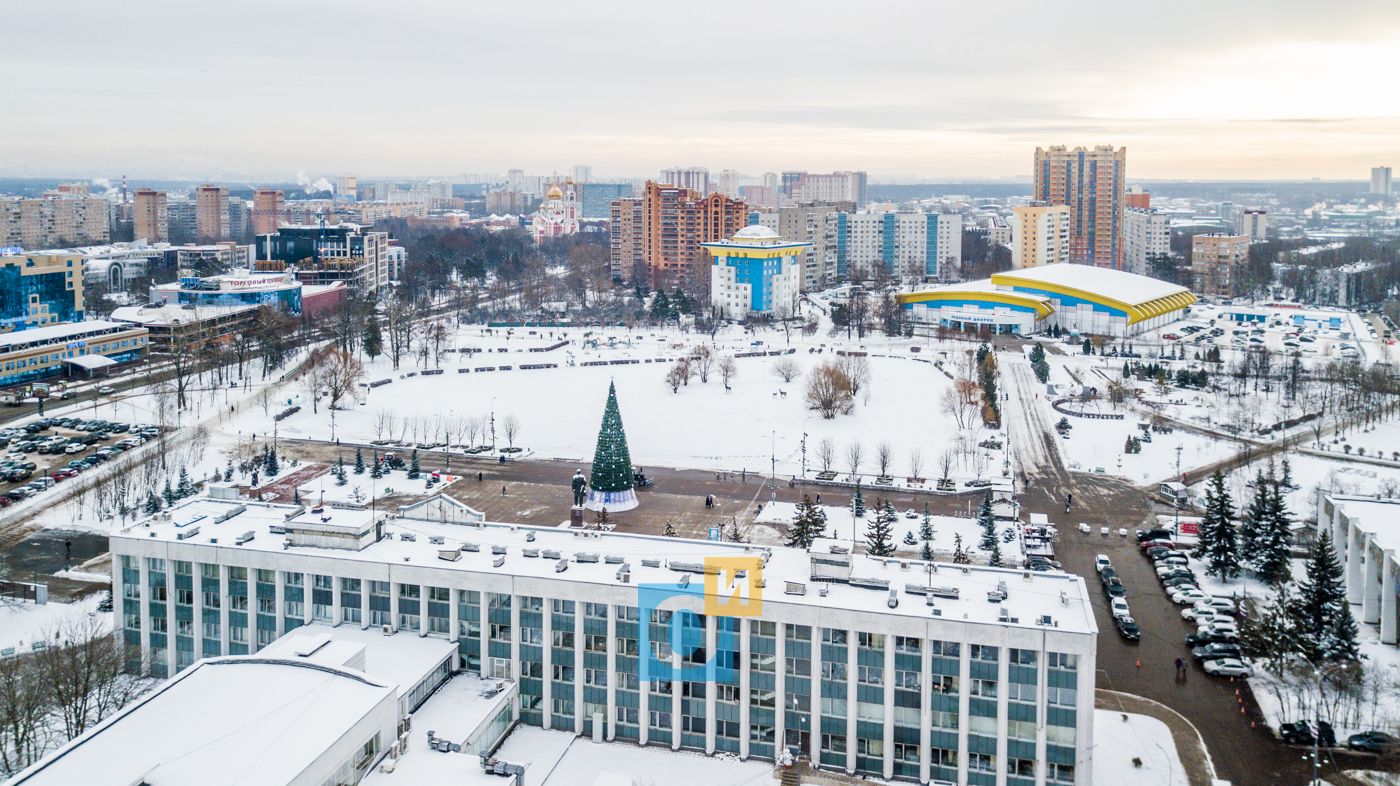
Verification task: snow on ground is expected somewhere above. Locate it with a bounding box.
[1327,418,1400,463]
[1249,624,1400,740]
[534,733,771,786]
[218,325,1009,481]
[0,593,107,656]
[299,468,454,507]
[1092,710,1188,786]
[755,502,1024,564]
[1183,453,1400,526]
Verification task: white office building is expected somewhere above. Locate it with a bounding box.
[1318,493,1400,646]
[827,211,963,283]
[1371,166,1392,196]
[109,490,1097,786]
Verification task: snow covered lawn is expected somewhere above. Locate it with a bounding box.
[1092,710,1188,786]
[0,593,107,656]
[755,501,1025,564]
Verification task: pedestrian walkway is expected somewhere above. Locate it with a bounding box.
[1096,689,1217,786]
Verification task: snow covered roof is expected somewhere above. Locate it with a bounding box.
[1326,495,1400,553]
[258,625,457,706]
[5,658,396,786]
[115,496,1098,636]
[0,320,141,350]
[991,264,1196,324]
[110,303,259,326]
[733,225,780,240]
[63,354,117,370]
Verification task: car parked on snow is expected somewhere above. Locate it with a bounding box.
[1202,658,1252,677]
[1347,731,1397,753]
[1115,616,1140,641]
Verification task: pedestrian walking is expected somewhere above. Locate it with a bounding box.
[502,485,507,496]
[478,472,483,482]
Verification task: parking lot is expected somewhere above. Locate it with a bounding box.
[0,417,163,508]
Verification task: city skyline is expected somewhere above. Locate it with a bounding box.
[2,1,1398,181]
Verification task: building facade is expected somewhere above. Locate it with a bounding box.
[0,253,84,332]
[1032,146,1126,269]
[1122,207,1170,276]
[134,189,169,244]
[617,182,747,291]
[1371,167,1392,195]
[1239,209,1267,244]
[1317,493,1400,646]
[1190,234,1249,301]
[795,172,868,207]
[828,212,962,283]
[0,320,147,388]
[257,224,389,292]
[0,196,110,250]
[703,226,808,319]
[580,183,633,219]
[149,268,302,315]
[1011,205,1071,271]
[609,198,645,283]
[252,189,285,236]
[659,167,710,195]
[195,185,230,241]
[110,494,1097,786]
[987,264,1195,337]
[532,183,581,245]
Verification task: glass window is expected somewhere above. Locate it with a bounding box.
[284,572,303,586]
[970,644,999,662]
[821,628,847,645]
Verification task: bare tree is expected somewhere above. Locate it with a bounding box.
[502,414,522,449]
[692,345,714,383]
[845,440,864,478]
[0,653,49,775]
[315,347,366,409]
[817,437,835,473]
[772,358,802,383]
[427,321,450,367]
[718,355,738,386]
[805,362,853,419]
[773,301,797,345]
[465,415,483,448]
[938,446,956,485]
[36,613,149,744]
[907,447,924,482]
[835,354,871,397]
[874,441,894,478]
[665,361,688,393]
[372,409,397,443]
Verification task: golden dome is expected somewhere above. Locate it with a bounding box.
[547,184,564,199]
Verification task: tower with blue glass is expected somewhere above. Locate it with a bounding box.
[701,226,810,321]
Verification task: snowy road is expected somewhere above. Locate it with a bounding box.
[1003,358,1063,481]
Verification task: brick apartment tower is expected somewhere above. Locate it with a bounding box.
[195,184,230,241]
[638,181,745,291]
[133,189,168,243]
[1033,145,1127,269]
[252,189,285,236]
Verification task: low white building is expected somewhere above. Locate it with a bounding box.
[1317,493,1400,645]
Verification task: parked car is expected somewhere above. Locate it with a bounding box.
[1171,587,1210,605]
[1136,528,1173,543]
[1191,642,1242,661]
[1116,616,1140,641]
[1186,631,1238,646]
[1202,658,1252,677]
[1281,720,1336,746]
[1347,731,1397,753]
[1095,554,1112,573]
[98,386,115,394]
[1196,597,1235,613]
[1197,620,1239,637]
[1110,598,1130,619]
[1099,567,1118,585]
[64,443,85,454]
[1105,578,1126,598]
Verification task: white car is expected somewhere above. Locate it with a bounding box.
[1110,597,1131,619]
[1185,610,1234,626]
[98,386,115,394]
[1197,597,1235,613]
[1157,563,1192,578]
[1203,658,1252,677]
[1198,621,1240,637]
[1094,554,1112,573]
[1171,588,1210,605]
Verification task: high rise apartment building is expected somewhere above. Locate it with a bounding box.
[0,196,110,250]
[609,198,645,282]
[252,189,285,236]
[133,189,169,244]
[1371,166,1392,195]
[1238,209,1267,244]
[781,171,805,198]
[659,167,710,195]
[827,211,962,282]
[485,191,532,215]
[1191,233,1249,301]
[1011,204,1071,270]
[571,165,593,184]
[717,169,742,199]
[258,224,389,292]
[795,172,867,207]
[772,203,853,290]
[335,175,357,201]
[1121,207,1169,276]
[194,185,230,241]
[1033,145,1126,269]
[610,182,746,290]
[507,169,525,192]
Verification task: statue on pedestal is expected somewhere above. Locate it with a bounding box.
[571,470,588,507]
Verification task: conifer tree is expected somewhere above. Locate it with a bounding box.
[851,482,865,518]
[293,486,302,506]
[988,536,1003,568]
[951,533,971,565]
[903,531,917,546]
[787,494,827,549]
[977,491,997,551]
[1290,531,1359,663]
[176,467,194,499]
[144,490,162,515]
[370,454,383,479]
[224,461,234,483]
[588,382,637,510]
[265,444,279,477]
[865,498,896,557]
[408,449,421,480]
[1280,457,1293,490]
[363,314,383,361]
[162,478,176,506]
[1198,469,1241,579]
[1255,479,1294,585]
[335,457,348,486]
[1238,469,1271,566]
[354,448,366,475]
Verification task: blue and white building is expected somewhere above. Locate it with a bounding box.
[703,226,809,320]
[827,212,962,282]
[149,268,303,316]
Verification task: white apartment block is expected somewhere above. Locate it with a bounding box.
[111,491,1096,786]
[1122,207,1170,276]
[1010,205,1070,271]
[1238,209,1267,244]
[826,212,962,283]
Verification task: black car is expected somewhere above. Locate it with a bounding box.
[1116,616,1140,641]
[1191,642,1241,661]
[1137,528,1173,542]
[1347,731,1396,753]
[1105,578,1126,597]
[1281,720,1337,747]
[109,423,130,433]
[1186,631,1238,646]
[1099,567,1117,585]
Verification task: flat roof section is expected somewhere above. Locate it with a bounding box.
[991,263,1197,323]
[0,320,136,350]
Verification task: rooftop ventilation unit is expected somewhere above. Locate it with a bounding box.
[784,582,807,596]
[616,564,630,582]
[491,545,506,555]
[987,580,1009,603]
[399,533,416,542]
[641,558,661,568]
[438,548,462,562]
[525,532,535,542]
[235,531,255,545]
[818,585,829,598]
[543,550,561,559]
[555,559,568,573]
[214,505,247,524]
[428,536,444,545]
[522,548,539,558]
[575,553,599,563]
[177,527,201,541]
[678,574,691,588]
[887,589,899,609]
[492,555,506,568]
[462,543,480,552]
[848,577,890,591]
[604,555,623,564]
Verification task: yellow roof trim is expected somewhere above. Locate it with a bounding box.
[896,290,1055,321]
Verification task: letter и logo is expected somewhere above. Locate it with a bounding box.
[704,556,763,617]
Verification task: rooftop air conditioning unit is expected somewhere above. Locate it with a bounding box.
[382,625,392,636]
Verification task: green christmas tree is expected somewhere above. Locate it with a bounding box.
[370,454,383,479]
[919,502,935,561]
[293,486,302,506]
[988,536,1003,568]
[588,382,636,505]
[1290,530,1359,663]
[363,314,383,360]
[1198,469,1241,580]
[354,448,366,475]
[162,478,176,506]
[851,482,865,518]
[335,457,348,486]
[787,494,828,549]
[176,467,194,499]
[408,449,421,480]
[144,490,162,515]
[866,498,896,557]
[264,444,279,477]
[1255,479,1294,585]
[977,491,997,551]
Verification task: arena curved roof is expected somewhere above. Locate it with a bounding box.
[990,264,1195,325]
[896,282,1055,320]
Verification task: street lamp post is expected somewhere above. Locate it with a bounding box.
[769,430,777,504]
[490,397,497,453]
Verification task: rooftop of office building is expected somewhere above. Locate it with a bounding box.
[113,493,1097,636]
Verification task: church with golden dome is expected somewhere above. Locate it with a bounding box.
[531,178,580,245]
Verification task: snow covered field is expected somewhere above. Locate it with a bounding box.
[1091,710,1188,786]
[755,501,1025,564]
[0,593,107,656]
[219,325,1011,483]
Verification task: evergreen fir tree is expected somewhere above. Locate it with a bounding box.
[919,502,935,561]
[370,454,383,479]
[1280,457,1293,490]
[144,490,162,515]
[663,520,677,538]
[176,467,194,499]
[650,290,671,322]
[1255,479,1294,585]
[787,494,827,549]
[162,478,175,506]
[408,449,421,480]
[977,491,997,551]
[988,536,1003,568]
[224,461,234,483]
[851,483,865,518]
[1290,531,1359,663]
[293,486,302,506]
[354,448,366,475]
[951,533,971,565]
[335,457,348,486]
[1238,469,1271,566]
[903,531,917,546]
[588,382,636,506]
[865,498,895,557]
[265,444,279,477]
[1082,338,1092,355]
[1198,469,1241,580]
[363,315,383,360]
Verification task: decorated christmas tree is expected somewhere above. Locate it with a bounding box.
[587,381,638,511]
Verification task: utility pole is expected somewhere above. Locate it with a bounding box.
[769,430,777,504]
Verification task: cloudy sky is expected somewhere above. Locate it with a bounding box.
[3,0,1398,181]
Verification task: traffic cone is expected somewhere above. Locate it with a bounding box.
[1235,689,1240,695]
[1251,721,1256,728]
[1241,706,1246,714]
[1136,658,1141,668]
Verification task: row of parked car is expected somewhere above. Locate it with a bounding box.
[0,419,163,507]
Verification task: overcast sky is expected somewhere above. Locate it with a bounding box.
[2,0,1398,182]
